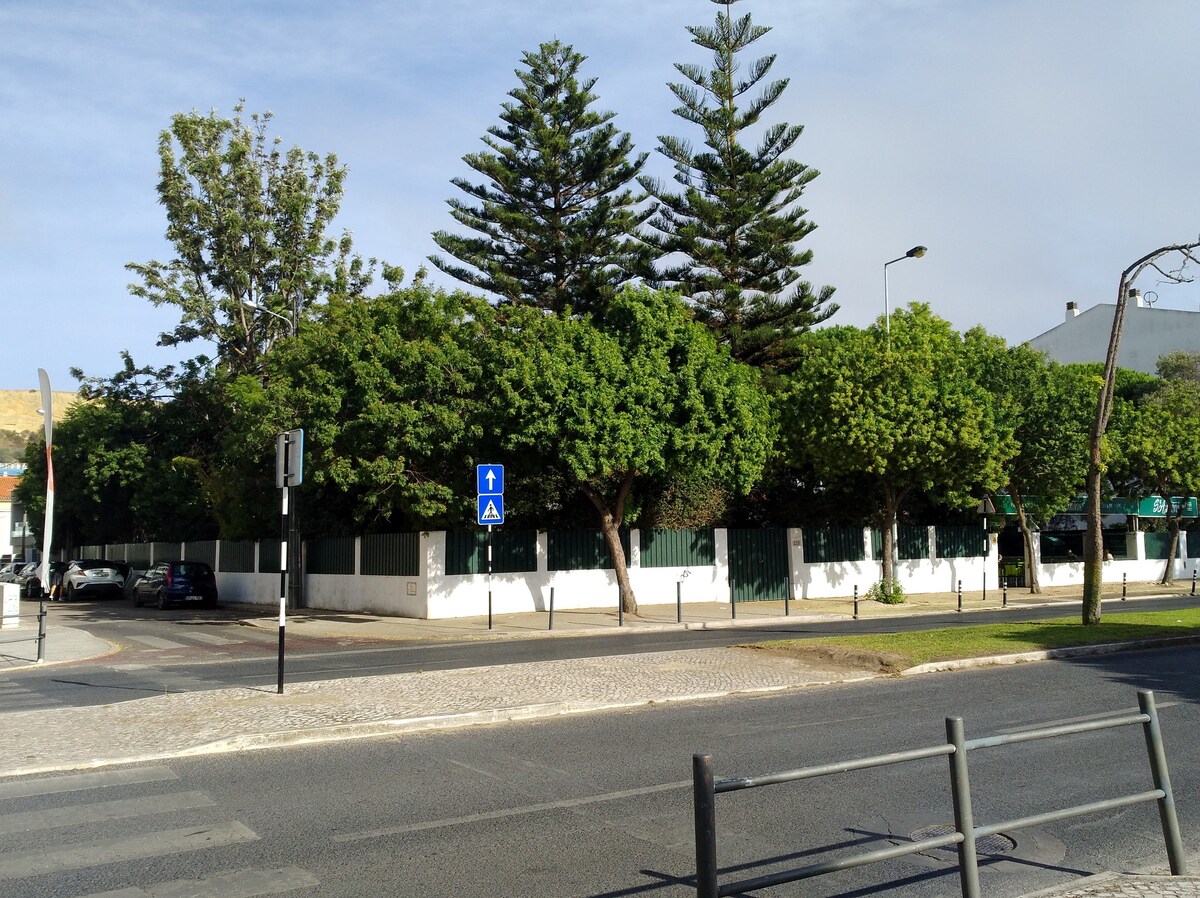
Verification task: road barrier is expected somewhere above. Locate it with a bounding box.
[691,689,1185,898]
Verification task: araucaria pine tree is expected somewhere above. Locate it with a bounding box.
[430,40,653,316]
[642,0,836,370]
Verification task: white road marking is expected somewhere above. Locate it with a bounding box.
[125,635,188,650]
[333,780,690,842]
[72,866,318,898]
[0,766,177,801]
[175,631,239,646]
[0,820,260,880]
[0,791,215,835]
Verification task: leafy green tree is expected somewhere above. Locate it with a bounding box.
[482,287,773,612]
[227,277,490,534]
[126,102,372,376]
[992,352,1097,592]
[1109,360,1200,584]
[781,304,1014,584]
[13,383,218,549]
[430,41,652,316]
[640,0,836,370]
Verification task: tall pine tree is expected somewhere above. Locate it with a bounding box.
[641,0,836,370]
[430,40,652,316]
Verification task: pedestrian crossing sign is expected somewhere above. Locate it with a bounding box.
[477,495,504,525]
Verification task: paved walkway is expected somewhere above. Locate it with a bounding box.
[1,583,1197,897]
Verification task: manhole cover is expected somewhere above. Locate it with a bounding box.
[910,824,1016,856]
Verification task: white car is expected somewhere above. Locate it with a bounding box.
[60,559,127,600]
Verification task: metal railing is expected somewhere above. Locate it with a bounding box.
[0,597,48,663]
[692,689,1185,898]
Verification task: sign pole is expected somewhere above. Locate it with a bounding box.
[487,524,493,630]
[278,440,289,695]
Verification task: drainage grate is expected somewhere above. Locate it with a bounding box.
[910,824,1016,856]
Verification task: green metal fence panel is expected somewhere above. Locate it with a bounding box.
[306,536,356,575]
[803,527,865,563]
[77,545,103,560]
[259,538,282,574]
[183,540,217,566]
[1144,532,1172,560]
[1103,531,1129,559]
[125,543,152,567]
[547,529,630,571]
[105,545,126,562]
[935,526,985,558]
[1038,530,1128,561]
[1188,532,1200,559]
[152,541,181,563]
[445,530,536,575]
[361,532,420,577]
[219,540,256,573]
[870,527,930,561]
[728,528,790,601]
[640,528,716,568]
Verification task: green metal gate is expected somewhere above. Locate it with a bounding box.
[727,528,790,602]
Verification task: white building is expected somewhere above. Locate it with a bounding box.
[1027,293,1200,374]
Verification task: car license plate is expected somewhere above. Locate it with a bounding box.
[186,595,202,601]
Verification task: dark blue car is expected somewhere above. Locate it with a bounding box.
[133,561,219,609]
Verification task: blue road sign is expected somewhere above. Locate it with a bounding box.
[477,464,504,496]
[477,495,505,525]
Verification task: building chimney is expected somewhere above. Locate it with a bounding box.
[1066,301,1079,321]
[1129,288,1143,308]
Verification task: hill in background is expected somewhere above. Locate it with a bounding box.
[0,390,82,462]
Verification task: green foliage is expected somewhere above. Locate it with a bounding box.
[780,304,1014,580]
[866,578,905,605]
[14,385,219,547]
[239,283,491,533]
[431,41,652,316]
[481,286,774,609]
[126,102,373,376]
[641,0,836,370]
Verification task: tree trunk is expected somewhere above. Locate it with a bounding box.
[1161,507,1181,586]
[880,485,898,585]
[1083,241,1200,624]
[1011,487,1040,594]
[582,472,638,615]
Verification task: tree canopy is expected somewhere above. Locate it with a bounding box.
[431,41,652,316]
[126,102,372,376]
[640,0,836,370]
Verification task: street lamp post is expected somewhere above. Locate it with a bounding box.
[883,245,928,347]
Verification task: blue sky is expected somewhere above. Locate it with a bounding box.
[3,0,1199,391]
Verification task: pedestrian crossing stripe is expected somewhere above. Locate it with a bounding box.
[480,500,502,523]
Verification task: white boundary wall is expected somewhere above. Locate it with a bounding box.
[120,527,1197,619]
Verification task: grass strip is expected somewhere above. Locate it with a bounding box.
[745,608,1200,672]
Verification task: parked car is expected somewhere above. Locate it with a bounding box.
[13,562,42,598]
[60,559,127,599]
[0,561,24,583]
[133,561,219,609]
[20,561,68,600]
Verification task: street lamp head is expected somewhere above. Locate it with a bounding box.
[906,245,928,259]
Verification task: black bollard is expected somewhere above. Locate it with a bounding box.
[1122,572,1127,600]
[853,584,859,620]
[548,586,555,631]
[676,581,682,624]
[1002,576,1008,608]
[957,579,963,612]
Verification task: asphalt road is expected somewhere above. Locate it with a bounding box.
[5,594,1198,711]
[2,644,1196,898]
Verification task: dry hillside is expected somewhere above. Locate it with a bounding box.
[0,389,80,433]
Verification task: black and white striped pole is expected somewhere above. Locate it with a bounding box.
[276,429,303,695]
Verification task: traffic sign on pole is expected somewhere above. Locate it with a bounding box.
[476,464,504,496]
[478,495,504,525]
[476,463,504,526]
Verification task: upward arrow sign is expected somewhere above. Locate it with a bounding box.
[486,470,497,491]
